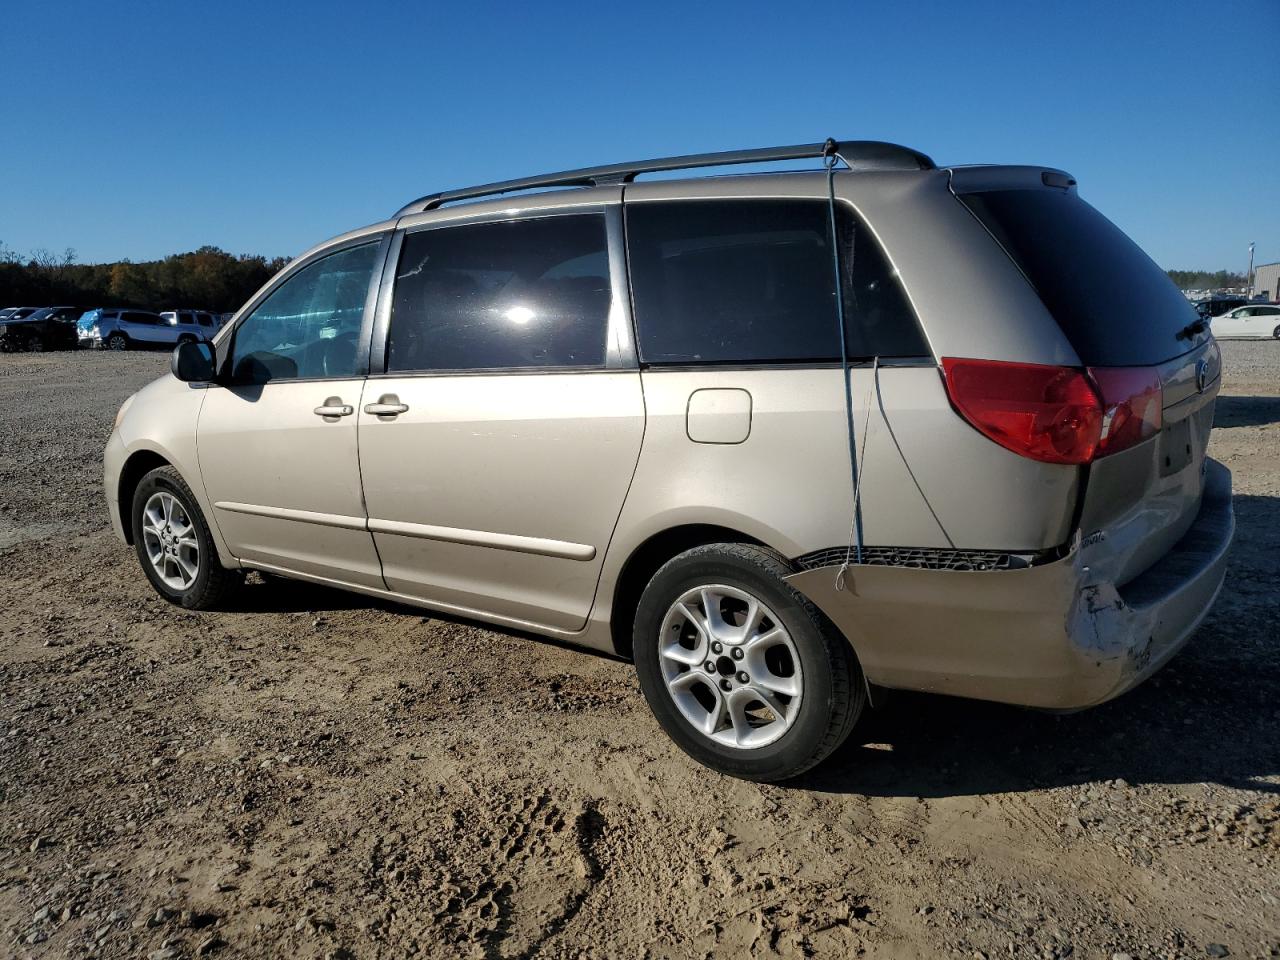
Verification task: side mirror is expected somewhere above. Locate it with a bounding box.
[171,341,216,383]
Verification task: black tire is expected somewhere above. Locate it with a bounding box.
[1272,324,1279,340]
[107,332,129,351]
[633,543,864,782]
[130,465,241,610]
[26,334,45,353]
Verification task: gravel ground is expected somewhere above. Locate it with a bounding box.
[1,343,1278,960]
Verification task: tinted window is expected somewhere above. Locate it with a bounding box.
[230,242,379,384]
[388,215,610,372]
[626,200,927,364]
[123,311,161,325]
[960,190,1204,366]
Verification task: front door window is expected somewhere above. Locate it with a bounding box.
[229,243,380,383]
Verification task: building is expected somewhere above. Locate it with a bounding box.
[1253,261,1280,302]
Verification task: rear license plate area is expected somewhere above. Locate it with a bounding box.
[1159,418,1193,477]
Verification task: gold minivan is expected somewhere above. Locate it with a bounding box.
[105,140,1233,780]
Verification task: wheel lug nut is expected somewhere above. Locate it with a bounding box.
[719,678,732,692]
[711,641,723,654]
[737,672,749,684]
[705,661,716,673]
[730,647,743,660]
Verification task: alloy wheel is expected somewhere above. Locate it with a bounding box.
[657,583,803,749]
[141,491,200,591]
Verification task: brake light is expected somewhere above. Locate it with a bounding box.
[942,359,1164,465]
[941,358,1102,465]
[1088,366,1162,457]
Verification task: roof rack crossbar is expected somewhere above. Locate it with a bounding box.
[394,139,934,217]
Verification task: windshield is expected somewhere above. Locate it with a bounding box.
[959,189,1205,366]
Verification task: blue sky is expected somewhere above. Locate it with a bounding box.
[2,0,1276,269]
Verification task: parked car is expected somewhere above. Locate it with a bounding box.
[0,307,40,324]
[0,305,82,351]
[77,308,204,350]
[1194,296,1248,319]
[104,140,1233,781]
[1209,303,1280,339]
[160,310,220,338]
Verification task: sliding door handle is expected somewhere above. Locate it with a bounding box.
[314,397,354,419]
[364,394,409,417]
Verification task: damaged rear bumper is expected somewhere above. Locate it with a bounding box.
[785,459,1234,710]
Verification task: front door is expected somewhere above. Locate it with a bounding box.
[196,238,387,587]
[358,210,644,631]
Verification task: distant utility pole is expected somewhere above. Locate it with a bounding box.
[1247,242,1255,296]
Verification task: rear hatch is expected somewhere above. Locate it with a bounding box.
[956,177,1220,586]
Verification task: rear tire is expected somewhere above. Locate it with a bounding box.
[633,543,864,782]
[1272,324,1279,340]
[131,466,241,610]
[107,332,128,351]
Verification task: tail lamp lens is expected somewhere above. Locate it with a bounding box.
[942,358,1164,465]
[1088,366,1163,457]
[942,358,1102,465]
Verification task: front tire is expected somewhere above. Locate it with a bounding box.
[131,466,240,609]
[107,332,128,351]
[1272,324,1279,340]
[633,543,864,782]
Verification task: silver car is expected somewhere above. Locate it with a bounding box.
[80,308,210,350]
[103,140,1233,781]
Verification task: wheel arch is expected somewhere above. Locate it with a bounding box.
[116,449,175,544]
[607,523,778,660]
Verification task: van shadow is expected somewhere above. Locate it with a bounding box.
[797,491,1280,799]
[1213,395,1280,428]
[224,572,627,660]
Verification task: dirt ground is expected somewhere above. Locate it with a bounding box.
[1,343,1277,960]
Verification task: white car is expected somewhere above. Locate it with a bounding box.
[1210,303,1280,339]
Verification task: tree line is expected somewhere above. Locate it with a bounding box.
[0,244,290,313]
[1166,269,1248,291]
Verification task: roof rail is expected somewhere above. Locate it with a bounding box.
[393,139,935,217]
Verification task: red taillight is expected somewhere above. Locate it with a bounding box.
[942,358,1164,465]
[1088,366,1162,457]
[941,358,1103,465]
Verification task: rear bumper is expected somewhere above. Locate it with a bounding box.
[786,459,1234,710]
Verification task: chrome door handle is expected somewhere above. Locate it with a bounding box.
[364,394,409,417]
[313,397,354,418]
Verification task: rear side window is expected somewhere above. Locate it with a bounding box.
[387,214,611,372]
[959,190,1202,366]
[625,199,928,365]
[123,311,160,325]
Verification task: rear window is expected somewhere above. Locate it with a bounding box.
[626,199,928,365]
[959,189,1202,366]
